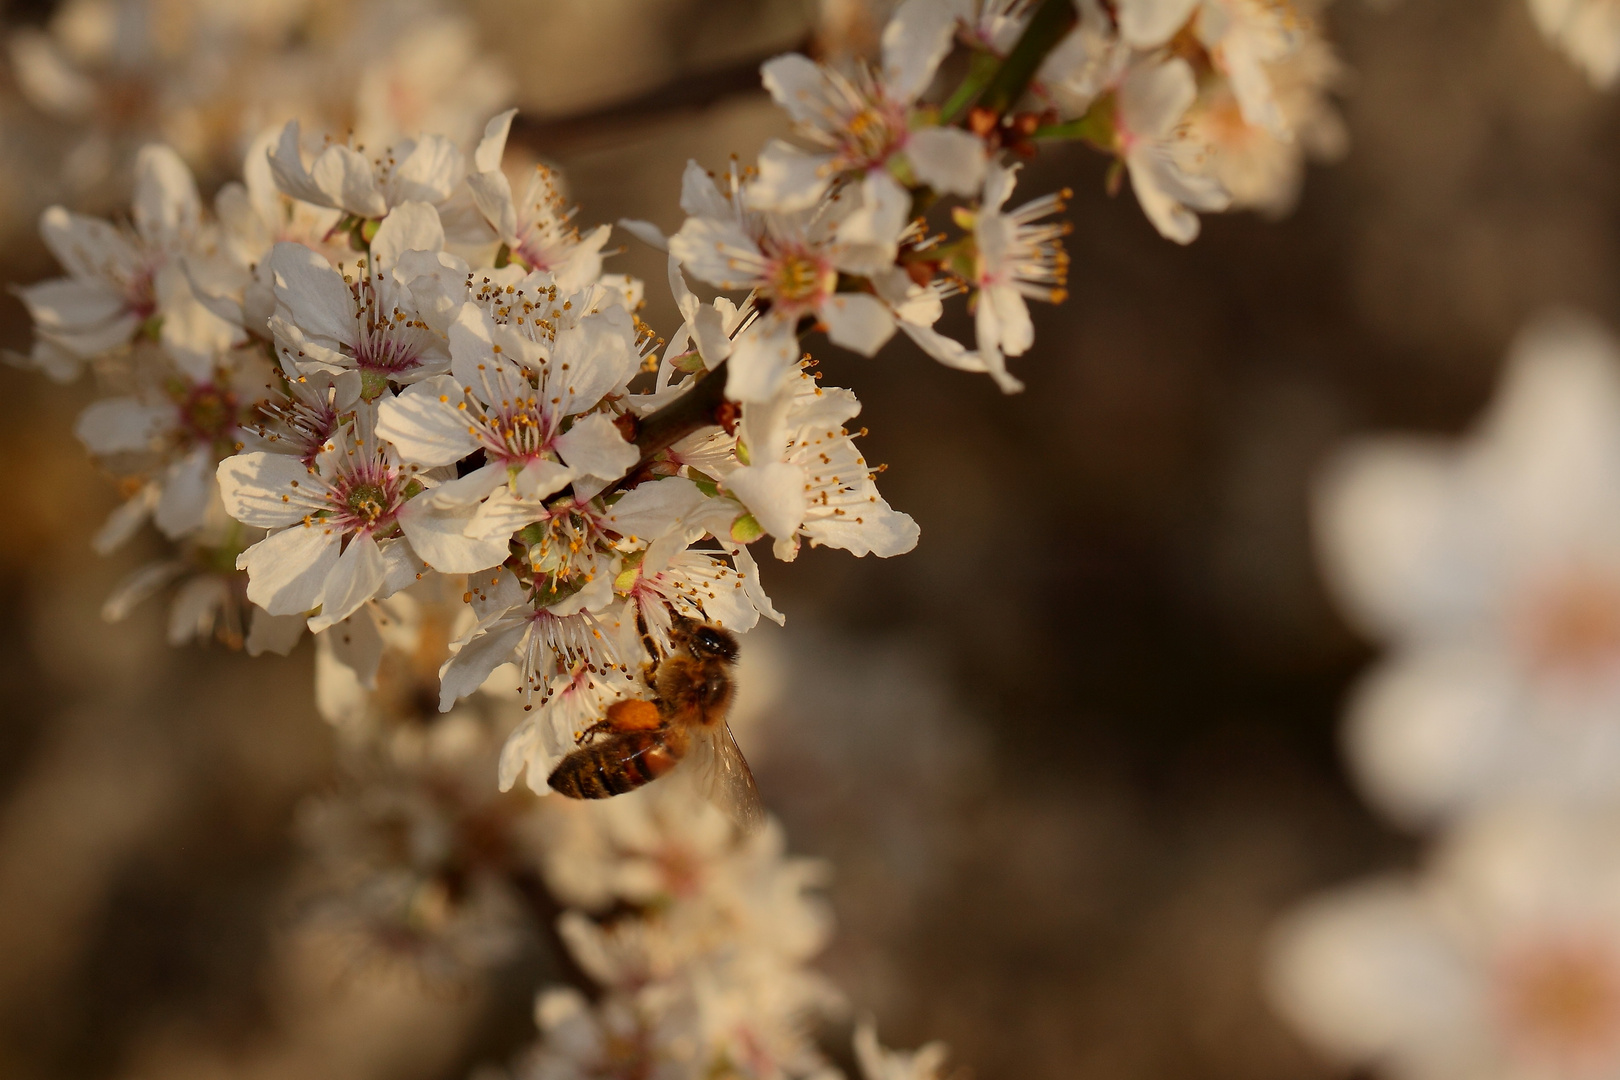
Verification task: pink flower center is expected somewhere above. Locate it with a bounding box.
[1498,937,1620,1066]
[178,382,237,443]
[763,246,835,314]
[1518,572,1620,677]
[328,461,404,535]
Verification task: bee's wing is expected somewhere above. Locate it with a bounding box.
[686,723,766,833]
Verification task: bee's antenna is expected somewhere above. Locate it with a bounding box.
[636,605,661,685]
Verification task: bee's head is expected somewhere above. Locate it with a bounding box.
[678,620,738,663]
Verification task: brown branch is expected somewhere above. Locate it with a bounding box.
[507,39,810,154]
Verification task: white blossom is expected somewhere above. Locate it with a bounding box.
[1269,803,1620,1080]
[750,4,988,215]
[1315,311,1620,828]
[469,110,615,294]
[1116,56,1232,244]
[219,408,428,633]
[669,162,914,402]
[959,162,1070,392]
[19,144,239,381]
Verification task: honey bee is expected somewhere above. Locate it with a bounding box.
[546,618,764,831]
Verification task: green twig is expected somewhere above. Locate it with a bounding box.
[970,0,1080,121]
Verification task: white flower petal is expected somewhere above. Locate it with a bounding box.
[425,461,510,507]
[746,141,834,213]
[760,53,838,128]
[804,497,920,557]
[900,322,991,375]
[726,462,808,538]
[834,172,909,274]
[239,523,341,616]
[905,126,988,197]
[679,159,733,220]
[153,446,214,539]
[167,575,229,646]
[820,293,897,357]
[39,204,140,284]
[376,374,480,466]
[93,485,157,554]
[370,201,444,271]
[308,530,387,633]
[442,619,529,712]
[398,496,511,573]
[246,606,306,657]
[670,215,766,291]
[475,108,518,173]
[1312,438,1491,642]
[882,0,970,102]
[497,714,543,790]
[618,218,669,251]
[267,120,338,209]
[726,323,800,404]
[268,242,356,346]
[310,142,388,218]
[389,135,463,207]
[75,398,172,455]
[465,485,544,541]
[1264,880,1476,1069]
[132,144,200,250]
[321,606,386,689]
[218,451,317,528]
[377,537,428,598]
[1343,650,1521,830]
[1119,56,1199,139]
[555,412,637,481]
[102,560,184,623]
[513,459,576,500]
[1117,0,1201,49]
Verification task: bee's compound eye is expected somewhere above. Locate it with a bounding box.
[694,625,738,661]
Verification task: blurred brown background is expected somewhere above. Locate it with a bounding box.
[0,0,1614,1077]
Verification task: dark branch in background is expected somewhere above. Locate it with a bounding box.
[967,0,1079,121]
[507,38,811,153]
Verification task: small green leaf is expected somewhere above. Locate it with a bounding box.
[729,513,764,544]
[687,469,720,498]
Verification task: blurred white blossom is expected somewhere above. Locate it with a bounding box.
[1269,803,1620,1080]
[1315,312,1620,828]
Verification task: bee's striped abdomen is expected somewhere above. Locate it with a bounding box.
[547,729,683,800]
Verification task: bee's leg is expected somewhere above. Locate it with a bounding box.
[575,719,614,745]
[635,605,662,686]
[580,699,664,745]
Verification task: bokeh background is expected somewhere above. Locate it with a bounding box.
[0,0,1612,1077]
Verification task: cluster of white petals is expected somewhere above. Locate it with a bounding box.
[33,102,921,802]
[511,783,948,1080]
[4,0,510,199]
[1268,312,1620,1080]
[1032,0,1345,237]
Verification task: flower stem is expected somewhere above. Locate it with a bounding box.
[611,361,734,491]
[940,50,1003,125]
[969,0,1080,121]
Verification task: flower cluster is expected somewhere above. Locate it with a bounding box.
[28,1,1361,784]
[1266,312,1620,1080]
[512,782,948,1080]
[522,784,840,1080]
[1032,0,1346,235]
[35,104,925,801]
[5,0,510,198]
